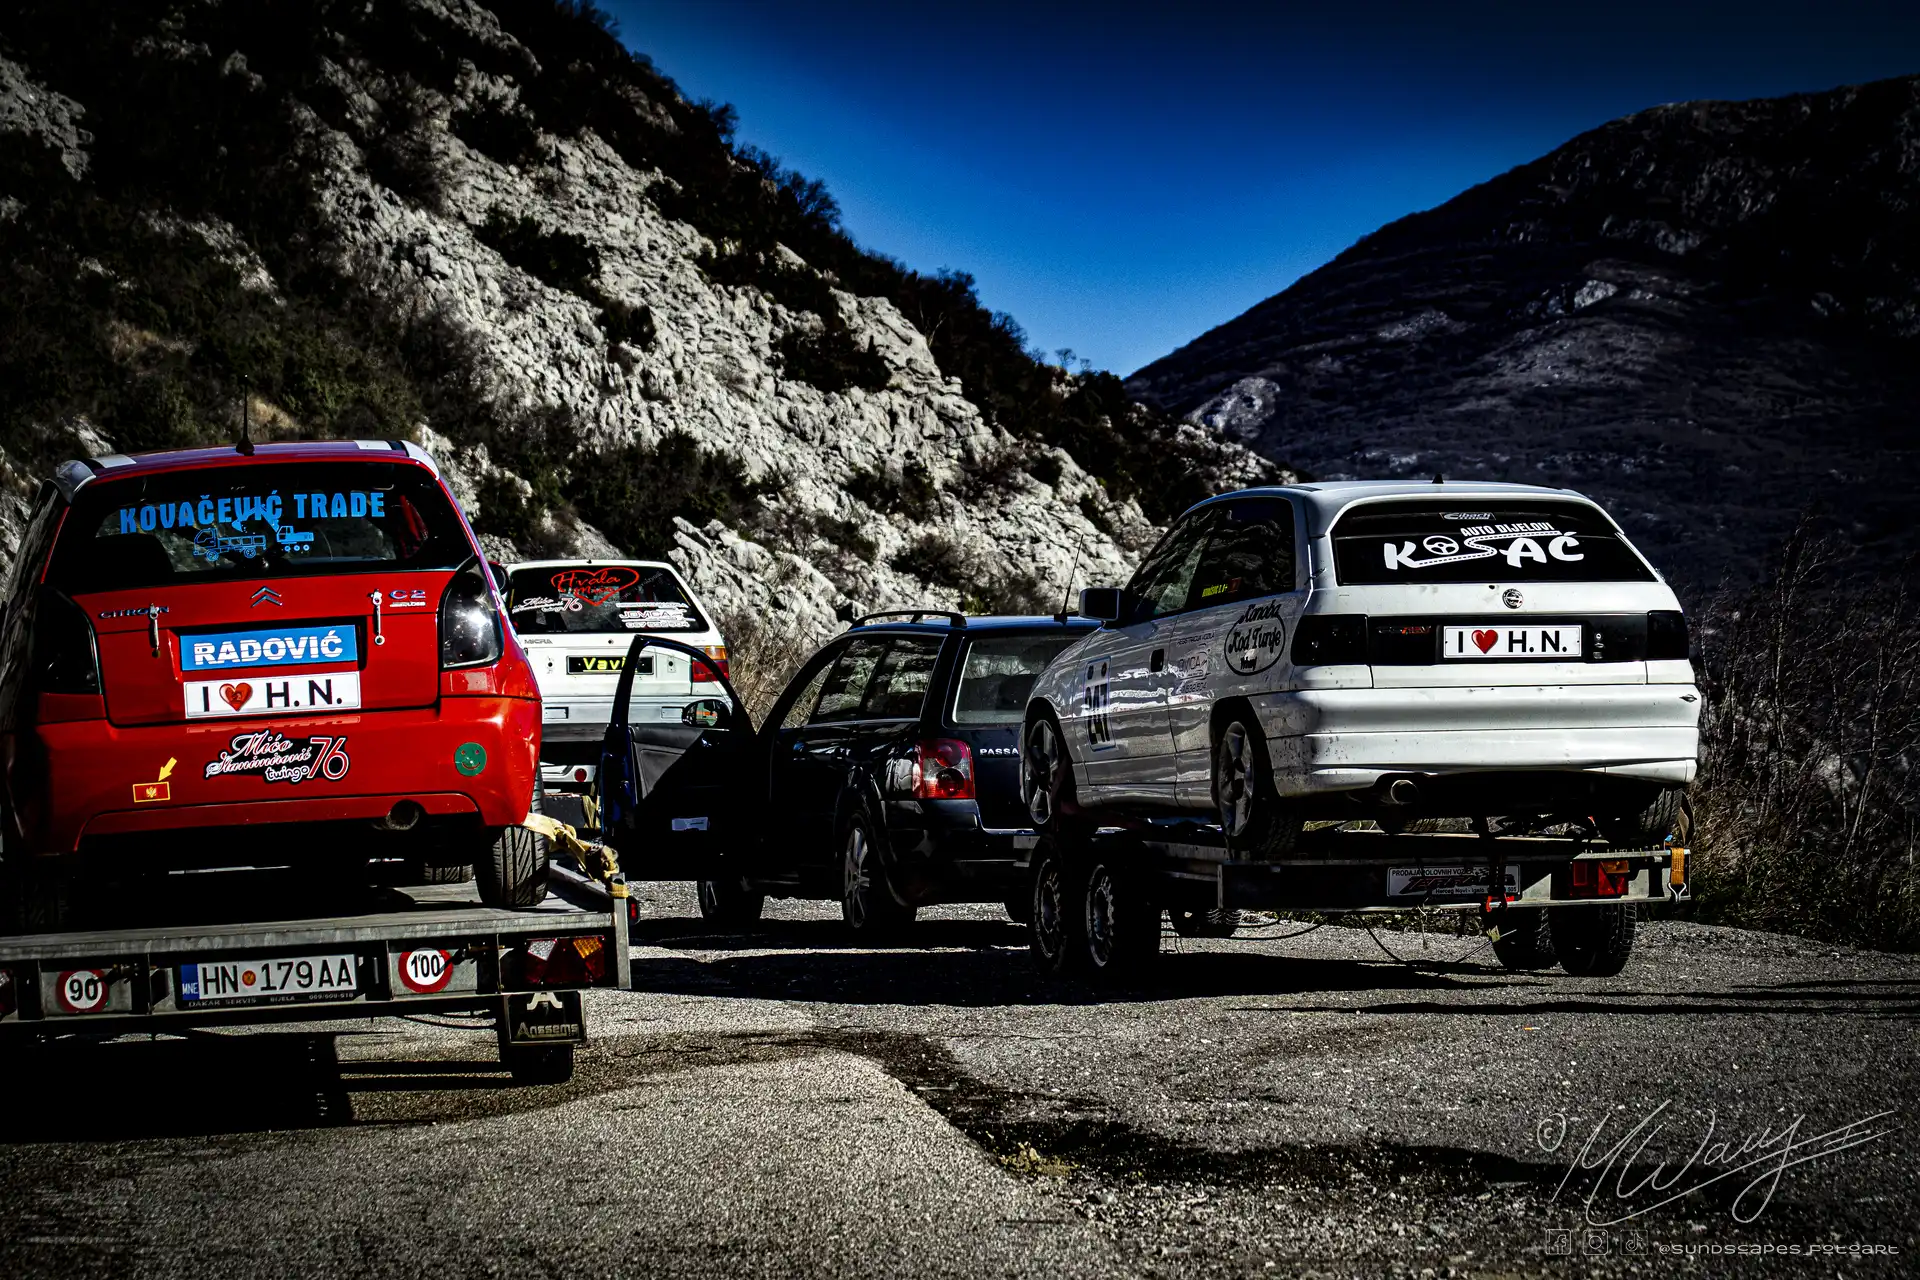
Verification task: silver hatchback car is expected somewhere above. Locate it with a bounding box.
[1021,481,1699,853]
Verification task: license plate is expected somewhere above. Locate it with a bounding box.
[1387,865,1522,899]
[178,953,358,1005]
[1442,625,1582,660]
[567,655,626,674]
[185,671,361,718]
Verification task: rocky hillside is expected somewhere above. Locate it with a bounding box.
[1128,75,1920,590]
[0,0,1277,701]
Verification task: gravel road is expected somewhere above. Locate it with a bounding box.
[3,884,1914,1278]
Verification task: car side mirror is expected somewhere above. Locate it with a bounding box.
[682,698,732,731]
[487,561,508,590]
[1079,586,1123,624]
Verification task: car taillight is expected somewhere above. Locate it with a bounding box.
[912,738,975,800]
[439,566,503,669]
[692,644,728,683]
[521,936,607,986]
[1291,614,1368,666]
[30,588,100,694]
[1646,610,1690,661]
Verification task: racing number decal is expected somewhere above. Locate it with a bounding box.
[1082,659,1113,749]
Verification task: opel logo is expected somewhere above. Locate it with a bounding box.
[1502,588,1524,610]
[251,586,283,607]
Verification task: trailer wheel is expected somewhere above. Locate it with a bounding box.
[1485,907,1555,970]
[1552,904,1637,977]
[1170,906,1240,939]
[1029,838,1073,974]
[697,875,765,925]
[478,777,551,909]
[502,1043,575,1085]
[1213,717,1300,859]
[1598,785,1687,848]
[1066,848,1160,982]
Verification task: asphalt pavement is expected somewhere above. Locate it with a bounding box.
[2,884,1914,1279]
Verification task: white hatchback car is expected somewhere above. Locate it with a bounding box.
[502,559,728,791]
[1021,482,1699,853]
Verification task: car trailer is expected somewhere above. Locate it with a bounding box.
[0,849,631,1086]
[1024,820,1690,981]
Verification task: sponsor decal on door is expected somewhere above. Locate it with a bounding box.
[1224,597,1289,675]
[185,672,361,718]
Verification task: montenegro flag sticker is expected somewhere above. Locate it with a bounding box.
[133,781,171,803]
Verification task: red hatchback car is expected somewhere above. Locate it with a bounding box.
[0,440,549,926]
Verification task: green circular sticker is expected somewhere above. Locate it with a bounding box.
[453,742,488,776]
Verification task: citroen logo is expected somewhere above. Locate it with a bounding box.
[251,586,283,608]
[1502,588,1524,610]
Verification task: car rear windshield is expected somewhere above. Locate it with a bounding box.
[951,634,1080,725]
[46,461,471,593]
[1330,500,1655,585]
[505,565,707,635]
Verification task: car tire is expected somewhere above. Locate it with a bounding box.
[1598,786,1687,848]
[697,876,766,925]
[1003,893,1033,925]
[477,777,550,909]
[1169,906,1240,938]
[502,1042,575,1085]
[419,860,475,885]
[1063,847,1160,983]
[1552,904,1637,977]
[1213,715,1300,859]
[1485,907,1555,970]
[1022,711,1084,834]
[841,814,914,938]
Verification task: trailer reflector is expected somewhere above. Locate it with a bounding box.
[521,935,607,986]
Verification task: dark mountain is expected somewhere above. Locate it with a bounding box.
[1127,75,1920,591]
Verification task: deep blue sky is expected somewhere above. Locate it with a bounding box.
[605,2,1920,375]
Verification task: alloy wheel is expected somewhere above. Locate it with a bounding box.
[1033,855,1067,964]
[1023,718,1061,826]
[1083,862,1117,969]
[843,825,873,930]
[1217,722,1256,836]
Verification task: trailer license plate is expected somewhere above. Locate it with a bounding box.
[1387,866,1521,899]
[178,954,358,1005]
[1442,625,1582,659]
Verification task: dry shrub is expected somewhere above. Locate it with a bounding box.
[1690,522,1920,949]
[713,600,819,726]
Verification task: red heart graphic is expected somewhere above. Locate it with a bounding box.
[219,682,253,712]
[1471,629,1499,654]
[550,566,641,607]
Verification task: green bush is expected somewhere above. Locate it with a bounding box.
[776,323,889,394]
[451,92,548,168]
[890,534,969,592]
[597,297,655,348]
[847,460,937,521]
[475,205,600,294]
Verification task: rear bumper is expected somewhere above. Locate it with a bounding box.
[17,696,540,854]
[1255,685,1700,795]
[880,798,1034,903]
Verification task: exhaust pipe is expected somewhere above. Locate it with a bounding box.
[1384,778,1420,807]
[373,800,424,832]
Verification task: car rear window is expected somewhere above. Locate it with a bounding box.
[1330,500,1655,585]
[506,565,706,635]
[46,461,471,592]
[951,634,1079,725]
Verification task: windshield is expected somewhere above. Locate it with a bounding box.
[46,461,470,593]
[1330,500,1655,585]
[505,564,706,635]
[951,634,1079,725]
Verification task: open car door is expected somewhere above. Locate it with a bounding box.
[593,635,757,880]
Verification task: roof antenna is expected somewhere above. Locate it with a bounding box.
[1056,540,1085,622]
[1431,472,1445,484]
[236,378,255,456]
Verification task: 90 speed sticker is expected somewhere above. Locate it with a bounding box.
[55,968,111,1014]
